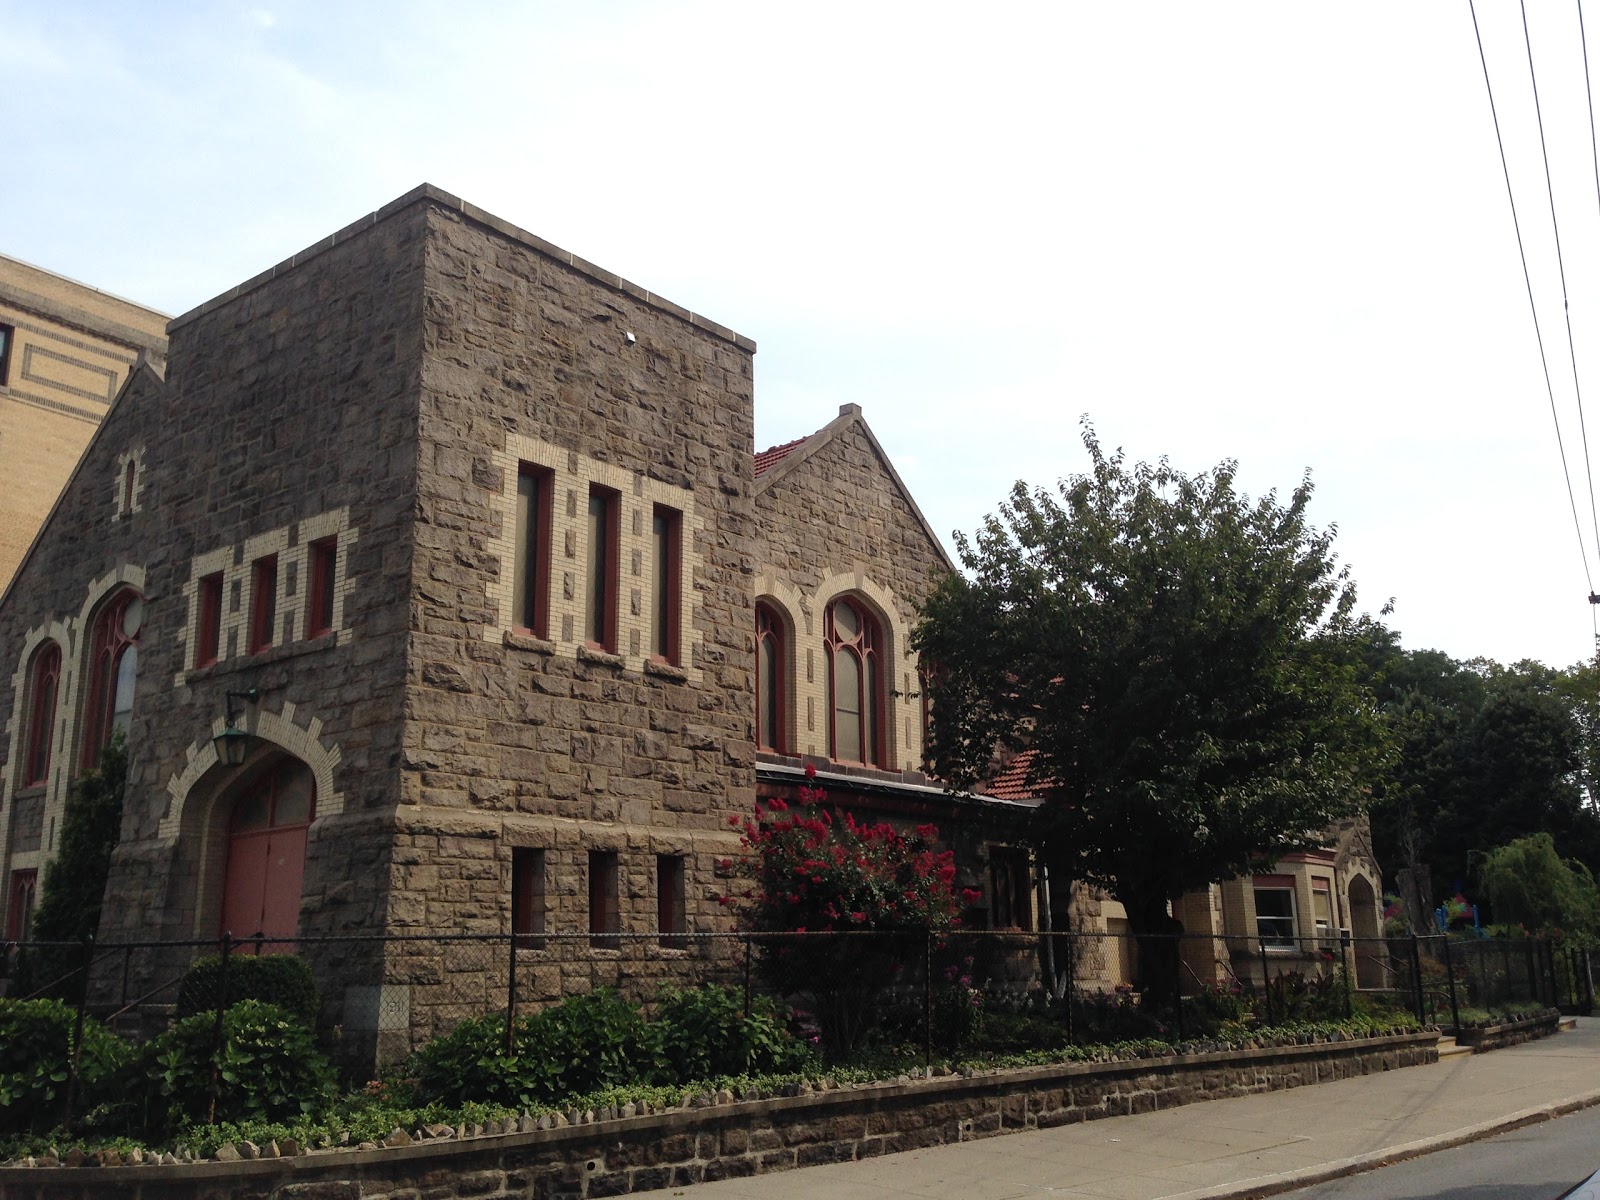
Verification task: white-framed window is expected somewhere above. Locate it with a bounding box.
[1253,883,1297,948]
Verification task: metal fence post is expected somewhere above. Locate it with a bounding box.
[923,932,934,1071]
[1259,942,1272,1024]
[742,934,753,1018]
[1172,935,1185,1041]
[1064,934,1076,1046]
[505,932,518,1058]
[1524,938,1537,1006]
[1341,930,1353,1018]
[208,932,233,1126]
[1441,935,1461,1032]
[60,933,94,1130]
[1409,935,1425,1025]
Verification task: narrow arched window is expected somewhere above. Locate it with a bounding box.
[122,459,137,516]
[22,643,61,786]
[756,602,785,752]
[825,596,882,765]
[82,589,142,766]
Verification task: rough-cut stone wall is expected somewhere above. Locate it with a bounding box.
[0,1032,1439,1199]
[0,199,429,1017]
[381,203,758,1027]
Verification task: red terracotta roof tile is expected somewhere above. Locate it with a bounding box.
[754,436,808,477]
[982,750,1045,803]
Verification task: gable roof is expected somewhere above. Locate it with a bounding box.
[754,404,957,573]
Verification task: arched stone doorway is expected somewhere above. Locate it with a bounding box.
[1347,873,1385,988]
[217,756,315,942]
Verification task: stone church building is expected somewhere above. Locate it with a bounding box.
[0,187,1383,1050]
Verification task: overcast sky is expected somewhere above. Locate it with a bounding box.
[5,2,1600,670]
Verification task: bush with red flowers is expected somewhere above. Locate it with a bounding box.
[719,766,981,1058]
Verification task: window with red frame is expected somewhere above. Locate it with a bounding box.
[22,643,60,786]
[81,589,141,766]
[584,487,619,652]
[589,850,619,947]
[305,538,337,639]
[825,596,882,765]
[249,555,278,653]
[989,847,1033,931]
[512,847,546,950]
[657,854,686,947]
[6,869,37,941]
[650,505,681,664]
[195,573,223,668]
[756,602,786,752]
[512,466,552,638]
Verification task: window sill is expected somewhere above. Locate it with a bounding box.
[577,645,624,668]
[183,631,338,682]
[10,783,46,801]
[643,658,687,682]
[504,630,557,655]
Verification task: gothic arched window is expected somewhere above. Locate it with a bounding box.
[82,589,142,766]
[825,596,883,766]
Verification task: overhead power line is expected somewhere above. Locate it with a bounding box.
[1469,0,1598,618]
[1522,2,1600,584]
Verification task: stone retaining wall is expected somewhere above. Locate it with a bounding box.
[0,1031,1438,1199]
[1454,1009,1560,1052]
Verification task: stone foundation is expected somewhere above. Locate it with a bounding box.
[0,1031,1438,1199]
[1453,1009,1560,1052]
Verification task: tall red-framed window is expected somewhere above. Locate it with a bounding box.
[248,555,277,653]
[825,596,883,766]
[305,538,337,639]
[657,854,686,948]
[755,602,786,752]
[584,486,620,652]
[195,573,224,668]
[513,466,552,639]
[589,850,619,947]
[22,643,61,787]
[81,589,142,767]
[512,847,546,950]
[650,505,682,665]
[6,869,37,941]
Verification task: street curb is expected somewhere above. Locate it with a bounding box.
[1168,1087,1600,1200]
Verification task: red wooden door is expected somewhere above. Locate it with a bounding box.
[220,760,313,943]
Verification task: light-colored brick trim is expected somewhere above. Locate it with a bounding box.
[175,509,357,679]
[752,578,806,755]
[805,572,922,770]
[110,445,146,521]
[485,435,702,682]
[160,698,345,841]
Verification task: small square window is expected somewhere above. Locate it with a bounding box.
[512,848,546,950]
[589,850,619,947]
[249,555,278,653]
[305,538,337,639]
[196,573,224,668]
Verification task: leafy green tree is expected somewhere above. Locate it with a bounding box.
[1476,832,1600,939]
[915,428,1392,998]
[19,737,127,1002]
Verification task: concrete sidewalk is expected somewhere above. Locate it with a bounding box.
[636,1018,1600,1200]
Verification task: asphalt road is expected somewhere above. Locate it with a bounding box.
[1279,1103,1600,1200]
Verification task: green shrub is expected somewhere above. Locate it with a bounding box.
[118,1000,334,1140]
[655,985,805,1080]
[175,953,318,1024]
[0,998,132,1134]
[406,990,665,1109]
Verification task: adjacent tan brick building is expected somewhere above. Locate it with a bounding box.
[0,256,169,594]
